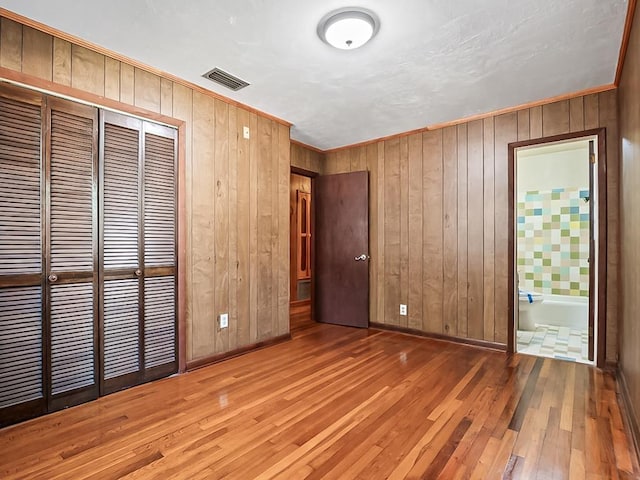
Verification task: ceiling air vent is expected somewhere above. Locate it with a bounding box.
[202,67,250,91]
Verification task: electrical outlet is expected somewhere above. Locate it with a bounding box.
[400,304,407,316]
[243,126,250,139]
[219,313,229,328]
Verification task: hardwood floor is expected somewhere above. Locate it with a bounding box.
[1,317,638,479]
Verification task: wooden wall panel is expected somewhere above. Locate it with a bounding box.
[171,83,194,360]
[456,124,469,337]
[569,97,585,132]
[399,138,409,328]
[134,68,161,113]
[249,112,259,343]
[542,100,570,137]
[0,16,292,365]
[328,92,619,357]
[493,113,518,342]
[466,120,485,340]
[190,92,216,359]
[228,105,238,351]
[70,45,104,96]
[442,127,458,335]
[407,134,423,331]
[21,26,51,80]
[0,18,22,70]
[277,124,290,335]
[483,118,495,341]
[384,138,401,326]
[120,63,134,105]
[618,0,640,449]
[52,38,71,86]
[290,142,324,173]
[214,99,230,354]
[236,108,251,347]
[367,143,380,326]
[422,130,443,334]
[104,57,120,101]
[160,78,173,117]
[599,89,620,364]
[257,116,274,340]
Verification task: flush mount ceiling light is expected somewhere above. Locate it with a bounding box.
[317,8,380,50]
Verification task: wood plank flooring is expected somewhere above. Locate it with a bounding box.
[1,317,638,479]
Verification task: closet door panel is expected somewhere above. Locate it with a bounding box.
[50,284,94,395]
[102,122,140,271]
[144,132,176,269]
[103,278,140,383]
[47,101,99,410]
[144,276,175,372]
[142,124,177,379]
[0,88,45,427]
[100,112,143,394]
[0,287,43,410]
[49,109,95,273]
[0,95,42,278]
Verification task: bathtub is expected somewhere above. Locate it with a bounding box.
[535,294,589,329]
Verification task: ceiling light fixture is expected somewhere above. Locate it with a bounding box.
[317,8,380,50]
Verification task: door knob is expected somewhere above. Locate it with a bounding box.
[134,269,142,277]
[48,274,58,283]
[354,254,369,261]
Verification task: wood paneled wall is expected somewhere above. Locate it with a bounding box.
[325,90,620,361]
[290,142,324,174]
[618,0,640,452]
[0,17,291,363]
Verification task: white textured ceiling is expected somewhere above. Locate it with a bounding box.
[1,0,628,150]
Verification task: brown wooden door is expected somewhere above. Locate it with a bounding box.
[314,171,369,328]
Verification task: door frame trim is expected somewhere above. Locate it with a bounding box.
[507,128,607,367]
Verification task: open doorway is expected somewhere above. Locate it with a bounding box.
[290,171,313,328]
[508,130,607,367]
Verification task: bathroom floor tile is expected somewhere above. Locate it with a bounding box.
[517,324,590,365]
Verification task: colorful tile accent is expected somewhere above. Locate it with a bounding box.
[517,188,589,296]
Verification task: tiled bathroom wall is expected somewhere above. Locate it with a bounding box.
[517,188,590,296]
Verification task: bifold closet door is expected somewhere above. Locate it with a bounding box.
[0,87,46,426]
[46,99,99,410]
[0,88,99,427]
[100,111,177,395]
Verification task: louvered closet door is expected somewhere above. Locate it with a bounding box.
[100,112,177,395]
[100,112,144,394]
[46,99,99,410]
[0,87,45,427]
[142,122,177,382]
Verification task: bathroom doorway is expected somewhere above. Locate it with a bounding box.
[508,130,607,366]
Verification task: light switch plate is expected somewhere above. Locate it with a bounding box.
[243,126,250,139]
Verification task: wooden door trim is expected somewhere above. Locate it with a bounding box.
[507,128,607,367]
